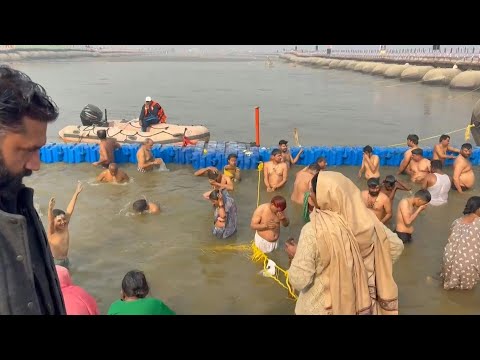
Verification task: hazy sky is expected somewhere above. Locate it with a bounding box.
[108,45,479,54]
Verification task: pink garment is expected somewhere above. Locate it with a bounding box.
[56,265,100,315]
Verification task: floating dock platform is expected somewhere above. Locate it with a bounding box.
[39,141,478,169]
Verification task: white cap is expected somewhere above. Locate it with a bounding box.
[145,96,152,102]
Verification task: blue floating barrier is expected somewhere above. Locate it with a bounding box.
[89,144,100,163]
[41,142,452,169]
[237,152,245,170]
[114,145,128,164]
[191,150,201,170]
[183,147,194,165]
[64,145,75,163]
[51,144,64,163]
[332,146,342,166]
[259,148,271,162]
[375,147,386,166]
[325,147,336,166]
[199,153,207,168]
[129,144,140,163]
[41,144,53,163]
[73,144,87,163]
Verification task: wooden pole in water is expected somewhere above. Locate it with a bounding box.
[255,106,260,146]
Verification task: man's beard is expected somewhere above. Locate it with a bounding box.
[369,190,380,197]
[0,155,31,196]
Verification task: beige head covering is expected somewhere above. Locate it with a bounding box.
[312,171,398,315]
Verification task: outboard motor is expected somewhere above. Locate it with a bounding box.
[80,104,108,126]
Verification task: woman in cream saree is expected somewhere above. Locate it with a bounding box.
[287,171,400,315]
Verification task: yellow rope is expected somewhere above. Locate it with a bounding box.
[465,124,476,141]
[386,124,475,147]
[250,241,298,300]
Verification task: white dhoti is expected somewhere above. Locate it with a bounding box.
[255,232,278,254]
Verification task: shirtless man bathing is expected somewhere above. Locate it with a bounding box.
[291,163,320,205]
[279,139,303,168]
[264,149,288,192]
[136,138,165,172]
[92,129,121,168]
[358,145,380,180]
[394,189,431,244]
[47,181,83,269]
[432,134,459,164]
[397,134,420,176]
[96,163,130,183]
[409,148,431,183]
[250,195,290,254]
[452,143,475,193]
[361,177,392,225]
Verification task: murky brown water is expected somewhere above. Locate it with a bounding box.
[25,162,480,315]
[8,57,480,314]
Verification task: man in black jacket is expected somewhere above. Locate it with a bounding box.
[0,65,66,315]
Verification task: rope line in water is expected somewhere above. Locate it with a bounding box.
[386,124,476,147]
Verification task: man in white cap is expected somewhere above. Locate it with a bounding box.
[139,96,167,132]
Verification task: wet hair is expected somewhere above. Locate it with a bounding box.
[463,196,480,215]
[227,154,237,161]
[133,199,148,213]
[430,160,443,170]
[271,148,281,156]
[121,270,150,299]
[363,145,373,154]
[52,209,65,217]
[207,170,220,181]
[97,129,107,139]
[0,65,59,134]
[316,156,326,164]
[384,175,396,186]
[414,189,431,203]
[209,189,220,201]
[311,172,319,195]
[461,143,472,150]
[308,163,321,171]
[367,177,380,188]
[407,134,419,145]
[411,148,423,156]
[271,195,287,210]
[278,140,288,145]
[439,134,450,142]
[144,138,153,145]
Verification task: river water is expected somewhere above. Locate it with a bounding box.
[7,55,480,314]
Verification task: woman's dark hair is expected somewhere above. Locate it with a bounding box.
[311,172,319,195]
[463,196,480,215]
[121,270,150,298]
[0,65,58,133]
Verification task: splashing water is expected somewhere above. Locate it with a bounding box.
[157,163,170,172]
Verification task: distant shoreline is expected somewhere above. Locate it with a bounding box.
[0,50,278,63]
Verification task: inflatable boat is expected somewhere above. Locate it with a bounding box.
[58,104,210,145]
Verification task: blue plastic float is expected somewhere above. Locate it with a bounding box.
[39,142,477,169]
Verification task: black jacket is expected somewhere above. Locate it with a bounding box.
[0,187,66,315]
